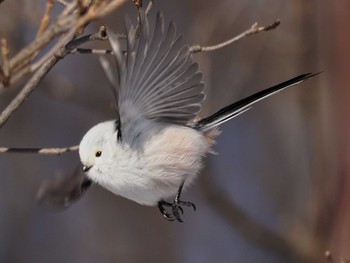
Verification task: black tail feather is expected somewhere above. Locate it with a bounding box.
[195,72,320,131]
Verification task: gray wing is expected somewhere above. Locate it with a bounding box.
[107,10,205,129]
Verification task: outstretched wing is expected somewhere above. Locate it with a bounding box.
[107,10,205,131]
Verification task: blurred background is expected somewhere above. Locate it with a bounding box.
[0,0,348,262]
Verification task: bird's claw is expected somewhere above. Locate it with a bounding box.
[158,201,174,221]
[162,211,175,221]
[177,200,196,211]
[157,199,196,222]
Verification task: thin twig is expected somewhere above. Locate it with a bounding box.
[145,0,154,15]
[135,0,154,38]
[190,19,281,53]
[56,0,69,6]
[0,145,79,155]
[64,24,108,51]
[67,0,151,56]
[59,0,77,17]
[37,0,55,37]
[132,0,142,8]
[0,38,10,86]
[8,15,75,73]
[0,19,76,125]
[30,26,77,72]
[70,48,113,55]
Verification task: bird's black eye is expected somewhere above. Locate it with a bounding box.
[95,151,102,157]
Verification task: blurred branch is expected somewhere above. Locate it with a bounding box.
[199,168,319,263]
[56,0,69,6]
[0,38,10,86]
[0,0,128,91]
[0,0,127,128]
[62,0,154,55]
[0,145,79,155]
[132,0,142,8]
[37,0,55,37]
[145,0,154,14]
[190,19,281,53]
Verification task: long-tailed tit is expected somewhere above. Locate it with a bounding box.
[39,10,318,222]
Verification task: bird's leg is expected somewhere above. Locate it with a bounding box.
[157,181,196,222]
[171,181,196,222]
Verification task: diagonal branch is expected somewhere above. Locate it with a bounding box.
[0,55,62,129]
[0,0,128,128]
[0,38,10,86]
[37,0,55,37]
[0,0,128,91]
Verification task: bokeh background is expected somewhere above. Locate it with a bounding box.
[0,0,349,262]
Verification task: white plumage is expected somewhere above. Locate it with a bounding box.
[80,120,213,206]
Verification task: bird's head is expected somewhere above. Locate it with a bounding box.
[79,120,117,177]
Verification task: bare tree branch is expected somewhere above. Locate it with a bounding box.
[37,0,55,37]
[65,25,109,51]
[0,0,128,127]
[0,38,10,86]
[145,0,154,15]
[0,0,128,91]
[190,19,281,53]
[48,0,152,57]
[132,0,142,8]
[56,0,69,6]
[0,145,79,155]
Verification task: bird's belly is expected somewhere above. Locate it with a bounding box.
[97,125,212,206]
[100,159,201,206]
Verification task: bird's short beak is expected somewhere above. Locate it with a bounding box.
[82,165,92,173]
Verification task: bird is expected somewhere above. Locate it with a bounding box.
[38,9,318,222]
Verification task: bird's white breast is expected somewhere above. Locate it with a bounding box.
[89,124,211,206]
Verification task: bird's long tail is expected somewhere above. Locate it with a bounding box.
[195,73,319,131]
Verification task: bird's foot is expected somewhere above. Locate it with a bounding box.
[157,199,196,222]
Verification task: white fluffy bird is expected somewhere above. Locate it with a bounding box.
[39,10,317,222]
